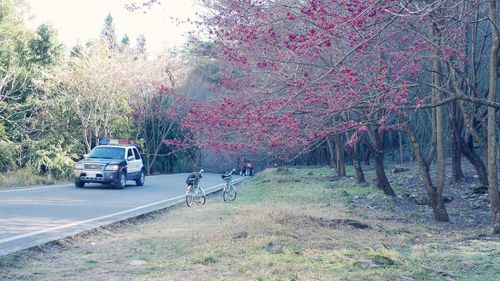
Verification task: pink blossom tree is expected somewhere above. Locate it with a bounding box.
[183,0,412,196]
[169,0,500,228]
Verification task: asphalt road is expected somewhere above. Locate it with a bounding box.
[0,173,243,256]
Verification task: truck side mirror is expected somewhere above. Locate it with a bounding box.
[127,156,135,161]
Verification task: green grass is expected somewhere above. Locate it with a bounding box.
[1,167,499,281]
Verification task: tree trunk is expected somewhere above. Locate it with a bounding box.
[367,125,395,196]
[433,49,446,201]
[373,151,394,196]
[169,154,175,173]
[487,0,500,233]
[388,132,395,162]
[326,136,336,168]
[83,129,92,153]
[449,102,464,183]
[404,122,449,222]
[450,126,464,183]
[458,136,488,186]
[399,131,404,165]
[323,142,330,166]
[147,154,154,175]
[425,108,437,166]
[333,134,346,177]
[193,148,202,170]
[449,64,488,186]
[362,143,370,166]
[348,142,366,183]
[352,156,366,183]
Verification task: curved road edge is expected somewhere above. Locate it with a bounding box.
[0,177,250,257]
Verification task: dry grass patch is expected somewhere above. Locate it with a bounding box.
[1,167,499,281]
[0,169,62,189]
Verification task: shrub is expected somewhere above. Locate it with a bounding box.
[0,141,19,172]
[25,140,77,180]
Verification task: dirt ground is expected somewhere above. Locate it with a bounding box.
[380,160,494,232]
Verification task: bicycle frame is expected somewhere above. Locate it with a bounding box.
[222,168,236,188]
[223,175,233,188]
[186,169,206,207]
[222,168,237,202]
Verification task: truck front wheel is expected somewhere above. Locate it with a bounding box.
[114,172,126,189]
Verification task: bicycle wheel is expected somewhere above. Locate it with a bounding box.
[194,187,206,205]
[223,184,237,202]
[186,185,194,207]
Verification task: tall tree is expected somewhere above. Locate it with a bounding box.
[120,33,130,52]
[127,57,183,174]
[486,0,500,233]
[101,13,118,52]
[136,34,146,54]
[70,40,83,57]
[29,23,63,66]
[428,13,449,222]
[43,45,134,152]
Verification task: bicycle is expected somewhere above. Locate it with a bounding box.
[185,169,206,207]
[221,168,237,202]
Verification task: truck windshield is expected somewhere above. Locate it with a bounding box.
[88,147,125,159]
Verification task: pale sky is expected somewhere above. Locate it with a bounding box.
[25,0,201,54]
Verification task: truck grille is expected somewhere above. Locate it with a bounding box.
[84,164,104,170]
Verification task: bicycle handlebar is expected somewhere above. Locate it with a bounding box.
[222,168,237,179]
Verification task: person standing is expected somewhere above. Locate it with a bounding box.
[241,159,247,176]
[246,160,252,176]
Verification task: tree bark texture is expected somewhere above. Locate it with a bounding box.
[333,134,346,177]
[487,0,500,233]
[326,136,336,168]
[449,66,488,186]
[399,131,404,164]
[406,124,449,221]
[347,142,366,183]
[432,44,446,200]
[367,125,395,196]
[449,102,464,183]
[425,108,437,166]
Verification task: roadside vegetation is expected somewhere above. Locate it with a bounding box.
[0,169,62,188]
[2,167,498,281]
[0,0,199,185]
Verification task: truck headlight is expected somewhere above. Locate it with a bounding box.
[105,164,119,171]
[74,163,84,169]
